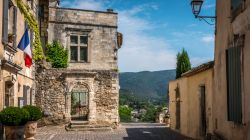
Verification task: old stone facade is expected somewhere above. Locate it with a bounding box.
[48,7,119,70]
[35,2,121,126]
[36,68,119,125]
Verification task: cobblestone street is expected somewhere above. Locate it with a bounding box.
[36,123,194,140]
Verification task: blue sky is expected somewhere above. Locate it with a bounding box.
[61,0,216,72]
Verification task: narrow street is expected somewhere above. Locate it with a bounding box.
[36,123,194,140]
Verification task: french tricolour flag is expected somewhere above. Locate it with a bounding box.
[17,29,32,68]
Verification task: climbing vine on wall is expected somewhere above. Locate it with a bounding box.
[15,0,44,61]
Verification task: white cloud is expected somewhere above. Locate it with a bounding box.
[203,4,215,10]
[187,24,197,27]
[203,0,216,10]
[191,57,213,67]
[117,5,177,72]
[60,0,104,10]
[201,35,214,44]
[151,4,159,10]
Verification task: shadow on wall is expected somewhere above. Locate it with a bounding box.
[123,126,195,140]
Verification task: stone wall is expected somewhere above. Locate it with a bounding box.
[35,65,119,126]
[35,66,67,125]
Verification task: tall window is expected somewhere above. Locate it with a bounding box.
[70,35,88,62]
[2,0,17,47]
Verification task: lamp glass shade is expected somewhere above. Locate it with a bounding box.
[191,0,203,16]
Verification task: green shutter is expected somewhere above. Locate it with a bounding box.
[231,0,243,12]
[2,0,9,44]
[226,47,242,123]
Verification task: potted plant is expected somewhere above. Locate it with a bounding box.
[0,107,29,140]
[23,105,42,140]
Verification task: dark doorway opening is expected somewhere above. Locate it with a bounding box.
[200,85,206,136]
[71,92,89,121]
[175,85,181,130]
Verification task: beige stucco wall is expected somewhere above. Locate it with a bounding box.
[0,0,36,110]
[169,68,213,139]
[0,0,4,110]
[213,0,250,139]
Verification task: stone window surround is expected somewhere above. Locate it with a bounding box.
[68,31,91,63]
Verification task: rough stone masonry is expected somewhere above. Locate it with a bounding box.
[35,5,122,127]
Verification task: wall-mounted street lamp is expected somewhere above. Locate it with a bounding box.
[190,0,216,25]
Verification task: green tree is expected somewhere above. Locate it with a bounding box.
[176,48,191,79]
[141,103,157,122]
[46,41,68,68]
[119,105,132,122]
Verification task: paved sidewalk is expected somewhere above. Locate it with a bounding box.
[36,123,194,140]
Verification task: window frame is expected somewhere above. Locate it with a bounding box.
[69,34,88,63]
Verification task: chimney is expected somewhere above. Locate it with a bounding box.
[107,9,114,13]
[49,0,60,7]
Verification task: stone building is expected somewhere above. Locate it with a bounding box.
[0,0,44,111]
[213,0,250,139]
[0,0,42,137]
[35,1,122,127]
[169,61,214,139]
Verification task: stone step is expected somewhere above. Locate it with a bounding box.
[66,126,112,132]
[70,121,89,125]
[65,121,112,132]
[70,124,110,128]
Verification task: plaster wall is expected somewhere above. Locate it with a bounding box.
[213,0,250,139]
[169,68,213,139]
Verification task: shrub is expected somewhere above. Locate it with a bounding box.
[23,105,42,121]
[0,107,29,126]
[46,41,68,68]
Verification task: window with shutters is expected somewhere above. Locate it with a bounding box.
[231,0,244,18]
[226,36,244,124]
[8,1,17,48]
[2,0,17,48]
[2,0,9,44]
[70,34,88,62]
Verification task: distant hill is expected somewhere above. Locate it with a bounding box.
[119,70,176,104]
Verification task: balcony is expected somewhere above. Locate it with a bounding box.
[0,44,22,72]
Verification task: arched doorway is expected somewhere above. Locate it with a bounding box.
[70,84,89,121]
